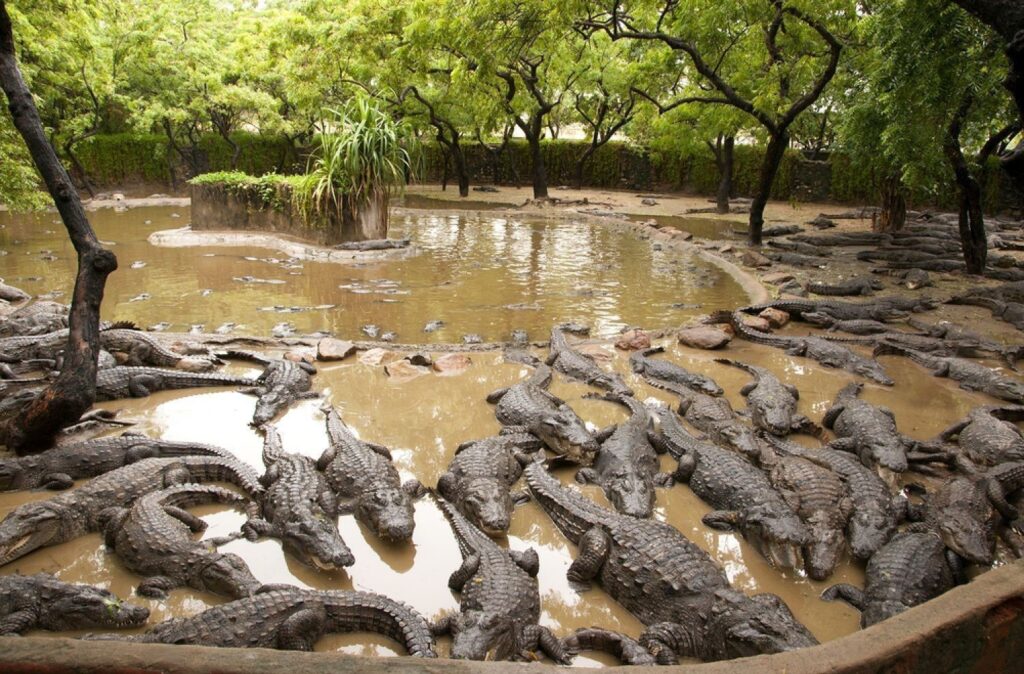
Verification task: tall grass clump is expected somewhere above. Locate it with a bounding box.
[294,96,418,229]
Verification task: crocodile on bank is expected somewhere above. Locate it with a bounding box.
[524,462,817,663]
[437,433,541,535]
[802,312,899,335]
[0,573,149,635]
[245,424,355,570]
[714,358,818,437]
[629,346,723,396]
[739,298,924,322]
[0,455,263,567]
[100,328,219,371]
[906,476,997,564]
[319,406,422,543]
[806,275,884,296]
[486,364,599,465]
[95,366,255,400]
[652,407,809,570]
[908,318,1024,367]
[0,328,69,363]
[546,328,633,395]
[939,405,1024,467]
[103,587,436,655]
[100,483,262,598]
[576,392,672,518]
[0,432,237,491]
[433,495,571,663]
[716,310,894,386]
[822,532,963,627]
[0,301,68,338]
[761,434,904,561]
[560,627,657,666]
[763,251,828,268]
[226,352,319,426]
[874,341,1024,404]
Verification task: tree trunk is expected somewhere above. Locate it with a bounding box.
[574,144,596,189]
[945,99,987,274]
[438,143,450,192]
[64,139,95,198]
[747,131,789,246]
[1004,34,1024,185]
[0,1,118,452]
[876,172,906,232]
[715,136,734,214]
[528,134,548,199]
[450,138,469,197]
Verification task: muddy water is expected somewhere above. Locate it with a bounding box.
[629,214,740,239]
[0,206,746,341]
[0,333,1004,662]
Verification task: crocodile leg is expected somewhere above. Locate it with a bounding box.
[986,479,1020,521]
[163,506,207,533]
[485,387,510,404]
[276,603,327,651]
[567,527,610,586]
[509,548,539,577]
[403,479,426,498]
[448,554,480,591]
[639,622,700,665]
[137,576,177,598]
[0,608,38,635]
[430,613,458,636]
[127,375,159,397]
[39,473,74,490]
[521,624,575,665]
[574,468,599,485]
[562,627,656,666]
[820,583,866,610]
[702,510,740,531]
[511,490,531,506]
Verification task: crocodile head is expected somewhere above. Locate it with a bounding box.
[356,487,416,542]
[862,441,908,486]
[739,505,808,571]
[196,552,262,598]
[533,408,599,465]
[39,580,150,631]
[936,507,995,565]
[252,390,287,426]
[0,458,24,491]
[449,611,516,661]
[602,470,655,518]
[804,514,845,581]
[278,510,354,570]
[711,590,818,658]
[848,509,895,561]
[986,379,1024,406]
[718,424,765,459]
[459,478,513,536]
[0,502,70,566]
[851,360,895,387]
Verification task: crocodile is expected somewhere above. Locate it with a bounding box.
[979,461,1024,526]
[806,275,884,296]
[0,328,69,363]
[0,301,68,338]
[763,450,851,580]
[948,295,1024,332]
[100,483,262,598]
[546,328,633,395]
[0,573,149,635]
[628,346,723,396]
[245,424,355,570]
[230,352,319,426]
[762,251,828,268]
[873,342,1024,404]
[524,461,817,662]
[0,455,263,567]
[760,434,904,560]
[502,329,540,366]
[765,239,832,256]
[907,477,997,564]
[486,364,599,465]
[824,330,1005,362]
[560,628,657,666]
[651,407,809,570]
[739,299,908,323]
[576,392,672,518]
[0,281,29,303]
[909,318,1024,365]
[879,258,965,272]
[890,268,933,290]
[433,495,571,663]
[714,358,817,436]
[0,432,237,491]
[791,232,887,246]
[95,366,256,400]
[939,405,1024,467]
[822,532,963,627]
[802,313,898,335]
[718,311,895,386]
[875,296,940,313]
[100,328,219,371]
[856,249,947,264]
[437,433,541,535]
[318,406,421,543]
[110,587,436,655]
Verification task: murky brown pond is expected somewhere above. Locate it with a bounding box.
[0,327,1007,663]
[629,214,739,239]
[0,206,746,341]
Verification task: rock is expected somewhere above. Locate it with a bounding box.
[359,348,404,367]
[381,331,397,343]
[758,308,790,328]
[423,320,445,332]
[433,353,472,376]
[384,360,431,382]
[462,334,484,345]
[740,250,772,268]
[778,280,808,297]
[761,271,795,285]
[615,329,651,351]
[742,316,773,332]
[718,244,734,254]
[577,344,614,362]
[558,321,590,336]
[641,198,658,206]
[677,326,733,350]
[285,349,316,364]
[669,230,693,241]
[317,338,357,361]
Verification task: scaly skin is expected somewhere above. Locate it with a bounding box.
[320,406,419,542]
[95,366,255,401]
[983,461,1024,524]
[939,406,1024,467]
[722,311,894,386]
[242,356,318,426]
[560,627,656,666]
[101,484,262,598]
[0,301,68,338]
[739,299,908,322]
[823,382,914,484]
[714,359,815,436]
[0,432,238,491]
[576,392,670,518]
[524,462,817,663]
[112,587,436,655]
[546,328,633,395]
[807,275,884,296]
[487,364,599,465]
[763,251,828,268]
[949,296,1024,332]
[247,424,354,570]
[0,456,263,567]
[652,408,809,571]
[910,477,997,564]
[0,573,149,635]
[765,239,832,257]
[434,496,570,663]
[437,433,541,536]
[909,319,1023,366]
[100,328,217,370]
[502,329,540,366]
[802,313,895,335]
[629,346,723,396]
[0,328,68,363]
[874,342,1024,404]
[822,532,961,627]
[824,331,993,360]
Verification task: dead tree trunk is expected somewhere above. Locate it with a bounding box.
[876,171,907,232]
[0,1,118,452]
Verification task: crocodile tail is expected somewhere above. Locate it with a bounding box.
[217,350,271,365]
[180,457,264,499]
[871,340,912,359]
[433,492,491,552]
[103,321,139,331]
[157,483,250,510]
[322,590,437,657]
[704,310,734,325]
[259,424,286,466]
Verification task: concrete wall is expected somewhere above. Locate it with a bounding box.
[2,560,1023,673]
